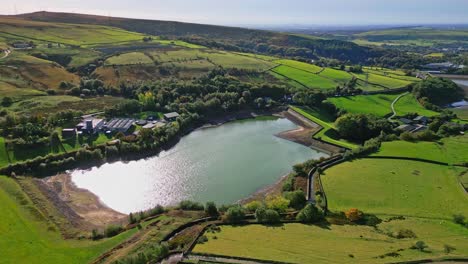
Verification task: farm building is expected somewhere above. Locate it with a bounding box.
[413,116,429,125]
[396,124,416,132]
[103,118,135,134]
[61,128,77,138]
[12,42,31,49]
[76,118,104,134]
[164,112,180,122]
[399,118,413,125]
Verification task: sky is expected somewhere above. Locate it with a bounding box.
[3,0,468,26]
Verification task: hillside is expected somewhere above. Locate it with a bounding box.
[6,11,385,63]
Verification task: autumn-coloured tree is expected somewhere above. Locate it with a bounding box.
[345,208,363,222]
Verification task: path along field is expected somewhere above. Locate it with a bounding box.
[0,176,136,264]
[290,106,358,149]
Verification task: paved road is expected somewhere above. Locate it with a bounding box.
[388,92,409,121]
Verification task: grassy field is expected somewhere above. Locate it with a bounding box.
[272,65,337,90]
[394,93,439,117]
[319,68,353,82]
[372,136,468,165]
[453,107,468,120]
[0,176,137,264]
[290,106,358,149]
[194,221,468,264]
[322,158,468,219]
[327,94,396,117]
[0,17,146,47]
[352,72,414,89]
[105,51,153,65]
[274,59,322,73]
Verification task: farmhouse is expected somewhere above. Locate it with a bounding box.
[399,118,413,125]
[76,118,104,134]
[396,124,416,132]
[164,112,180,122]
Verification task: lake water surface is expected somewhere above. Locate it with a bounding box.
[71,118,327,213]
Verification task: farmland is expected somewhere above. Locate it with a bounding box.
[393,93,439,117]
[327,94,396,117]
[194,221,468,264]
[322,158,468,218]
[272,65,338,89]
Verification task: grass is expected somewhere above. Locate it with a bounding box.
[274,59,322,73]
[327,94,397,117]
[322,158,468,219]
[0,176,137,264]
[394,93,439,117]
[453,107,468,120]
[352,72,413,89]
[0,17,146,47]
[272,65,337,90]
[290,106,358,149]
[372,136,468,165]
[319,68,353,83]
[105,52,153,65]
[194,221,468,264]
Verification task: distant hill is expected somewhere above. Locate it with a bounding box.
[7,11,384,63]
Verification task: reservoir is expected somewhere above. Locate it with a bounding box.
[71,118,327,214]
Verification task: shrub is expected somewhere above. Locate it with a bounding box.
[223,206,245,224]
[444,244,456,254]
[296,204,323,223]
[452,214,466,226]
[283,190,306,210]
[197,235,208,244]
[129,213,137,224]
[396,229,417,239]
[255,207,280,224]
[104,225,123,238]
[412,241,428,252]
[178,200,204,211]
[91,229,103,240]
[244,201,262,213]
[345,208,363,222]
[205,202,219,217]
[266,195,290,213]
[1,97,13,107]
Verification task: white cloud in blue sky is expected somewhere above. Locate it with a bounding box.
[3,0,468,25]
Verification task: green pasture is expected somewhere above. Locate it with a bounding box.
[272,66,337,90]
[352,72,413,89]
[322,158,468,219]
[105,52,153,65]
[194,221,468,264]
[453,108,468,120]
[327,94,396,117]
[274,59,322,73]
[372,136,468,165]
[394,93,439,117]
[0,176,137,264]
[319,68,353,83]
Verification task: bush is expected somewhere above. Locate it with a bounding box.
[205,202,219,217]
[244,201,262,213]
[255,207,281,224]
[266,196,290,213]
[197,235,208,244]
[283,190,306,210]
[223,206,245,224]
[296,204,323,223]
[345,208,363,222]
[178,200,204,211]
[91,229,103,240]
[1,97,13,107]
[396,229,417,239]
[104,225,123,238]
[453,214,466,226]
[412,241,428,252]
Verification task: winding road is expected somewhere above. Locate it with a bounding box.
[388,92,409,121]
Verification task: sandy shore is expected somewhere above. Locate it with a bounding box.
[43,174,127,228]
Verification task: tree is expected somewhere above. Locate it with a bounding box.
[1,97,13,107]
[223,206,245,224]
[49,131,61,149]
[345,208,363,222]
[266,195,290,213]
[413,241,428,252]
[205,202,219,217]
[413,78,463,106]
[283,190,306,210]
[255,207,280,224]
[296,204,323,223]
[335,113,392,141]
